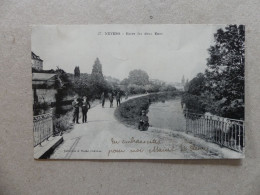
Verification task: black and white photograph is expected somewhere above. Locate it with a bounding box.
[32,24,245,159]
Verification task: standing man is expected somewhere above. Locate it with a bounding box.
[82,96,91,123]
[108,92,114,108]
[101,92,105,108]
[116,91,121,107]
[72,96,79,124]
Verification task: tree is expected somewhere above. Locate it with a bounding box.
[91,58,104,83]
[89,58,108,97]
[74,66,80,77]
[128,69,149,85]
[205,25,245,119]
[187,73,205,96]
[120,78,129,85]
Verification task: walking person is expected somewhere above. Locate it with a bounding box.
[116,91,121,107]
[72,96,79,124]
[82,96,91,123]
[101,92,105,108]
[125,91,128,100]
[108,92,114,108]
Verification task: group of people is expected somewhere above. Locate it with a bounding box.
[72,96,91,124]
[101,91,128,108]
[71,91,149,131]
[71,91,126,124]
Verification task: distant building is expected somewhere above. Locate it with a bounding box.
[149,79,165,86]
[31,52,43,70]
[32,73,57,104]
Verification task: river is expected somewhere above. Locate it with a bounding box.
[147,97,186,131]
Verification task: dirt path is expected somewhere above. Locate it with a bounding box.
[50,94,222,159]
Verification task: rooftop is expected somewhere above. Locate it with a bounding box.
[32,73,56,81]
[31,52,43,62]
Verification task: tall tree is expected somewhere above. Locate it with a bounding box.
[205,25,245,119]
[74,66,80,77]
[91,58,104,83]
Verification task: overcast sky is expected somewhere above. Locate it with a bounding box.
[32,24,226,83]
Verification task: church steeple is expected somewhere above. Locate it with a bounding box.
[181,75,185,84]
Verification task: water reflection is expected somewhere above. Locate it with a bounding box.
[148,98,186,131]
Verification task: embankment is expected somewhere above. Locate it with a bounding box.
[114,91,181,129]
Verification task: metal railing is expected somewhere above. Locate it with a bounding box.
[33,110,53,147]
[184,111,245,153]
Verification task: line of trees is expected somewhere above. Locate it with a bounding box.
[182,25,245,120]
[72,59,177,99]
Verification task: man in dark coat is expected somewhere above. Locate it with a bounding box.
[116,92,121,107]
[108,92,114,108]
[72,96,80,124]
[101,92,105,108]
[82,96,91,123]
[138,110,149,131]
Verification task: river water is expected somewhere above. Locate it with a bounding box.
[147,97,186,131]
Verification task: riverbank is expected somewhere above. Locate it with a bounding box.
[114,91,180,129]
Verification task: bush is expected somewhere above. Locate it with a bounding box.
[115,97,150,128]
[53,111,74,134]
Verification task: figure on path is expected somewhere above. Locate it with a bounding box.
[72,96,79,124]
[116,92,121,107]
[138,110,149,131]
[82,96,91,123]
[101,92,105,108]
[108,92,114,108]
[125,91,128,100]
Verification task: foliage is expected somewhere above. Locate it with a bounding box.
[128,69,149,85]
[33,102,49,115]
[183,25,245,120]
[53,111,74,134]
[187,73,205,96]
[55,68,74,115]
[119,70,176,95]
[72,58,120,99]
[115,96,150,128]
[91,58,104,83]
[74,66,80,77]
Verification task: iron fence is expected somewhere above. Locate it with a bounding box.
[33,110,53,147]
[184,111,245,153]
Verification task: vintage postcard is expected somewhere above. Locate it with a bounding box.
[32,24,245,159]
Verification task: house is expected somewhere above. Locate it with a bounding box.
[32,52,43,70]
[32,73,57,104]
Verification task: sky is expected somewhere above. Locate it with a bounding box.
[31,24,226,83]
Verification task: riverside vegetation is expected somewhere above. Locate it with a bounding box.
[114,91,180,129]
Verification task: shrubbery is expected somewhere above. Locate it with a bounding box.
[115,91,179,128]
[53,111,74,135]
